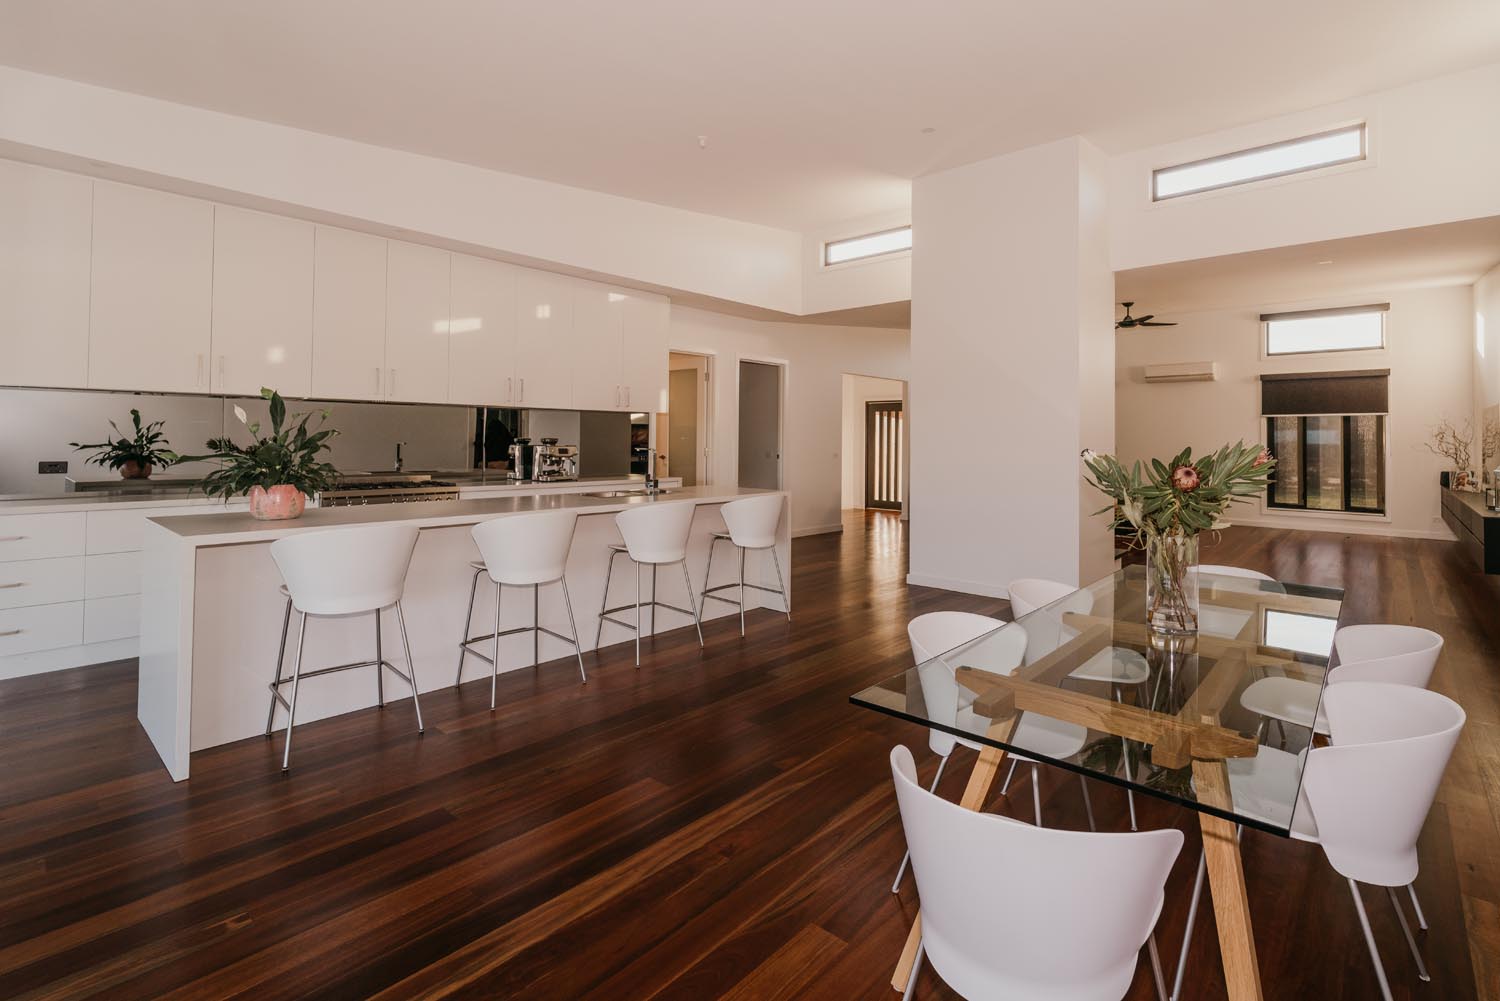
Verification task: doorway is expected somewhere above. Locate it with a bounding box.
[840,373,907,512]
[737,359,783,490]
[664,351,710,485]
[864,400,904,510]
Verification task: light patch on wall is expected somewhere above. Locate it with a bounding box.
[265,346,286,364]
[535,304,552,320]
[607,292,627,303]
[434,317,483,334]
[1478,312,1487,359]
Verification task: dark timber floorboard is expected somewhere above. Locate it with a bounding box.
[0,511,1496,1000]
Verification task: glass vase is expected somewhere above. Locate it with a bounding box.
[1146,531,1199,637]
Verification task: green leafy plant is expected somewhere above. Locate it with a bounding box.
[70,409,175,474]
[1081,441,1276,547]
[171,388,339,500]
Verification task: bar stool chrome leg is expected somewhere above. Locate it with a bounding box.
[560,579,587,682]
[699,538,791,637]
[595,548,622,648]
[281,612,309,771]
[265,595,292,736]
[455,565,481,687]
[375,607,385,708]
[680,560,704,645]
[533,583,540,667]
[738,548,747,635]
[491,583,503,709]
[770,547,790,622]
[394,600,424,732]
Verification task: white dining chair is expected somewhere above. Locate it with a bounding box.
[1174,682,1465,1001]
[891,744,1181,1001]
[1007,578,1148,830]
[1239,623,1445,741]
[457,510,587,709]
[891,611,1091,893]
[266,523,424,771]
[596,500,704,665]
[700,493,789,635]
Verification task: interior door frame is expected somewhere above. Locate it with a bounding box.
[864,399,904,510]
[665,347,716,485]
[735,354,788,492]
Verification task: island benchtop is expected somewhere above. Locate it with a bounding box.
[146,485,784,547]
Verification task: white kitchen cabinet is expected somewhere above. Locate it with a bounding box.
[384,240,451,403]
[513,269,573,409]
[210,206,315,398]
[311,225,388,401]
[448,254,518,406]
[570,282,625,411]
[621,293,670,414]
[88,181,214,393]
[0,160,92,389]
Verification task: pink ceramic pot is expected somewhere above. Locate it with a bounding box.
[120,460,154,480]
[249,484,306,521]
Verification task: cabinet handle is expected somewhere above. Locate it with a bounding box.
[375,367,383,396]
[507,377,513,403]
[0,582,23,589]
[196,354,205,387]
[390,369,397,397]
[519,377,525,402]
[625,386,631,408]
[615,385,621,407]
[218,355,225,385]
[0,629,20,637]
[0,536,25,543]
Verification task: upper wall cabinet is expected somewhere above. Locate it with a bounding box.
[514,269,573,409]
[621,294,669,414]
[310,226,387,401]
[0,161,92,389]
[571,282,625,411]
[384,241,451,404]
[448,254,517,406]
[88,182,214,393]
[210,206,315,399]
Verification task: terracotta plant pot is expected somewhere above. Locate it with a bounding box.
[248,484,307,521]
[120,460,154,480]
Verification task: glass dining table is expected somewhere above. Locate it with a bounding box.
[851,564,1344,1001]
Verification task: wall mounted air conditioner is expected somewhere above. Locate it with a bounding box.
[1143,361,1217,383]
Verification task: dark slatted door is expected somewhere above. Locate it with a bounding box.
[864,400,904,510]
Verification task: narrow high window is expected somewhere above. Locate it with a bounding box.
[1153,124,1365,201]
[823,226,912,266]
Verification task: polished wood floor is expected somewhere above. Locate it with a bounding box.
[1,511,1497,1000]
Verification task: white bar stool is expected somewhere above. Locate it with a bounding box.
[699,494,789,636]
[265,523,424,771]
[455,510,587,708]
[596,501,704,665]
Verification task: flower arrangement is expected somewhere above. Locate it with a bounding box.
[70,409,176,479]
[1082,442,1275,634]
[1426,417,1476,489]
[170,388,339,520]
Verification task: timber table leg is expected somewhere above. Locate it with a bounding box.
[1193,759,1265,1001]
[891,715,1016,993]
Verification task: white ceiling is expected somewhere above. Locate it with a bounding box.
[1,2,1498,231]
[1114,215,1500,315]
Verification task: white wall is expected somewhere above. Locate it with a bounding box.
[1109,62,1500,273]
[841,374,906,509]
[1115,285,1473,540]
[803,209,912,316]
[1476,264,1500,469]
[668,306,909,537]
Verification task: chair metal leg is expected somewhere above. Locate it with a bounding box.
[491,584,503,710]
[395,601,424,732]
[1031,763,1043,826]
[560,578,587,683]
[891,755,949,894]
[770,546,790,621]
[680,559,704,647]
[1408,883,1428,930]
[265,595,292,735]
[1147,933,1167,1001]
[456,566,481,687]
[1388,886,1431,982]
[700,535,718,615]
[1000,758,1019,795]
[595,549,618,648]
[901,939,925,1001]
[738,546,747,636]
[1079,774,1096,832]
[375,607,385,708]
[650,564,658,637]
[533,583,540,667]
[281,612,309,771]
[634,560,642,667]
[1171,849,1207,1001]
[1349,879,1395,1001]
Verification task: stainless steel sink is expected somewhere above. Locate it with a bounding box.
[585,488,676,498]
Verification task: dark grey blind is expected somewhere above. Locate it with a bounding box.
[1260,369,1389,415]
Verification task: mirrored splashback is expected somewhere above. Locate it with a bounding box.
[0,387,635,498]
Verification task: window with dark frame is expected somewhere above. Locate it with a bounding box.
[1261,369,1388,516]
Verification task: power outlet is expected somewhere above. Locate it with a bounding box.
[38,461,68,475]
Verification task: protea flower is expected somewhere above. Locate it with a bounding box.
[1171,464,1201,491]
[1254,447,1273,467]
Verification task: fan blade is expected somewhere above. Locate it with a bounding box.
[1135,314,1154,323]
[1140,320,1178,326]
[1115,319,1134,328]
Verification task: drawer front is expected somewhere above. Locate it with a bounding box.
[85,551,141,599]
[0,601,84,655]
[86,509,148,555]
[84,594,139,644]
[0,513,87,563]
[0,556,85,610]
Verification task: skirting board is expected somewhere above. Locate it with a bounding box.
[1228,516,1457,542]
[0,637,137,681]
[904,572,1011,599]
[793,523,844,538]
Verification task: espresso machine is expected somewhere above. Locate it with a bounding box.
[507,438,535,480]
[533,438,580,481]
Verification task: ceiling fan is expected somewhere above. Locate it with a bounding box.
[1115,302,1177,329]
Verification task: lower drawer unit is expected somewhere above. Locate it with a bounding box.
[0,556,85,610]
[0,601,85,656]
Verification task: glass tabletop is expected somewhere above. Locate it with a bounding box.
[850,565,1345,835]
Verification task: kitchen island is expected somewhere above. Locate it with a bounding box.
[138,485,789,780]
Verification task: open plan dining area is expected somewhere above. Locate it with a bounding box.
[4,3,1500,999]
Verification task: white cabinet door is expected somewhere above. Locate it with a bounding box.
[311,226,387,401]
[621,293,669,414]
[570,282,624,411]
[0,161,92,388]
[513,269,573,409]
[448,254,517,406]
[88,182,214,393]
[384,241,451,403]
[210,206,314,398]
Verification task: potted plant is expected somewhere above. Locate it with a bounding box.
[70,409,176,480]
[1083,442,1275,637]
[172,388,339,520]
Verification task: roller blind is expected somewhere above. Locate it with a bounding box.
[1260,369,1389,415]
